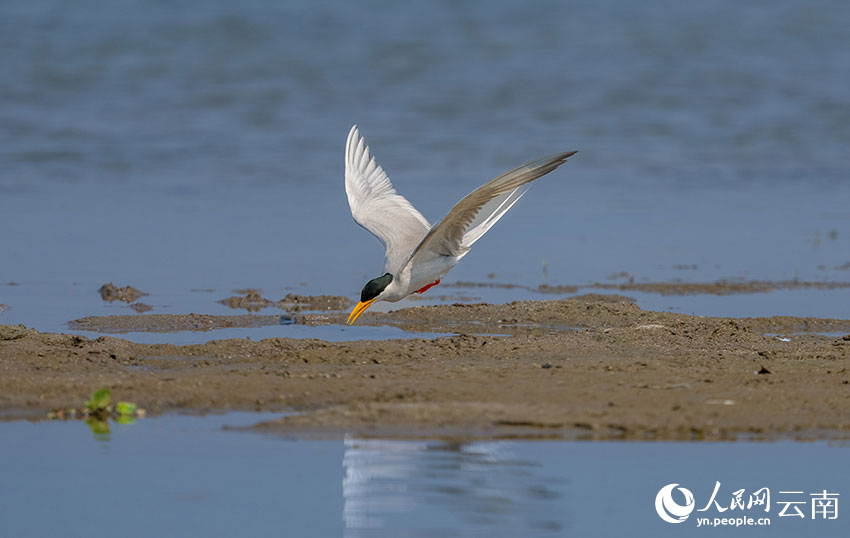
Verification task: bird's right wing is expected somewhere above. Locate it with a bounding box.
[345,125,432,273]
[406,151,577,270]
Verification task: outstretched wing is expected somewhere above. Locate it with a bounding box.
[345,125,431,274]
[406,151,577,269]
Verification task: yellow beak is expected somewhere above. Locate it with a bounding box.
[347,298,377,325]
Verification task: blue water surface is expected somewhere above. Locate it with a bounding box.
[1,0,849,333]
[0,414,847,537]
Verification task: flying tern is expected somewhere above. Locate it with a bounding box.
[345,125,576,324]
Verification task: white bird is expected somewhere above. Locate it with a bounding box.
[345,125,577,324]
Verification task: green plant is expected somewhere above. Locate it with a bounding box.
[49,388,143,435]
[115,401,137,424]
[85,388,111,414]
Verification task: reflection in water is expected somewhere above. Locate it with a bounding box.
[342,437,567,537]
[1,415,848,537]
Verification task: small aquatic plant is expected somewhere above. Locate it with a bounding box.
[85,388,111,416]
[48,388,145,437]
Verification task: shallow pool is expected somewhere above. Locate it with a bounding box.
[0,413,845,537]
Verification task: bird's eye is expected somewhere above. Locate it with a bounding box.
[361,273,393,302]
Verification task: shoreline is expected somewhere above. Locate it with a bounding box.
[2,295,849,440]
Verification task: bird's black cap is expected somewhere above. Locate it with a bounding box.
[361,273,393,302]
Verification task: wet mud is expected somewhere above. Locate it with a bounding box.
[98,283,146,303]
[129,303,153,313]
[3,291,850,440]
[69,313,285,333]
[591,279,850,296]
[218,291,352,312]
[445,279,850,296]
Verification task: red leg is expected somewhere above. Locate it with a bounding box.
[415,279,440,294]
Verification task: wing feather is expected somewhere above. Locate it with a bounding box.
[345,125,431,274]
[406,151,577,266]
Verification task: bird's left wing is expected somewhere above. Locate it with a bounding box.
[345,125,432,273]
[405,151,577,270]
